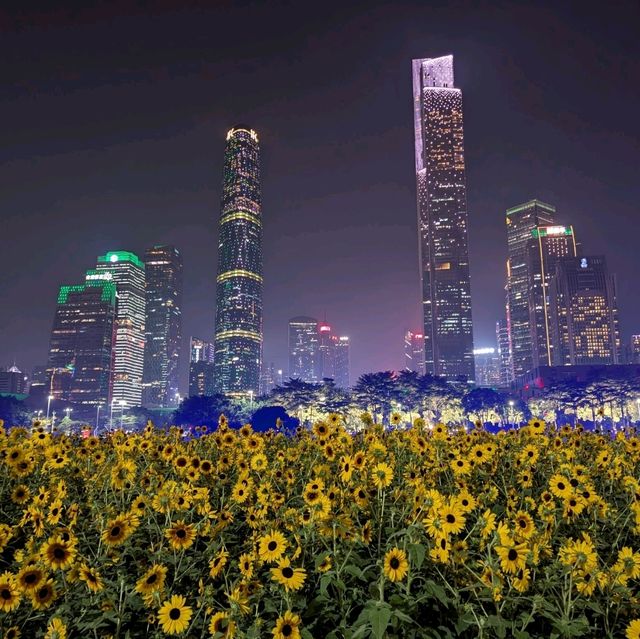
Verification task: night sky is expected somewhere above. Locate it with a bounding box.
[1,1,639,389]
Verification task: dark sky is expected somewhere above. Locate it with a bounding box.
[1,0,639,389]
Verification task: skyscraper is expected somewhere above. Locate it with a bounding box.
[142,245,183,408]
[288,317,319,382]
[0,365,28,396]
[334,336,350,388]
[95,251,146,407]
[46,274,117,406]
[404,330,426,375]
[412,55,474,380]
[473,348,501,387]
[527,225,577,368]
[549,256,620,366]
[214,126,263,397]
[188,337,215,397]
[317,322,335,380]
[505,200,556,377]
[495,318,513,387]
[629,335,640,364]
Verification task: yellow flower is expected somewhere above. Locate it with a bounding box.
[383,548,408,582]
[158,594,192,635]
[440,502,466,535]
[0,572,20,612]
[209,550,229,579]
[29,578,57,610]
[371,462,393,489]
[272,611,302,639]
[16,565,46,593]
[135,564,167,596]
[209,611,236,638]
[496,542,528,574]
[79,564,104,592]
[258,531,288,563]
[270,557,307,592]
[42,537,76,571]
[512,511,535,540]
[626,620,640,639]
[165,521,196,550]
[44,618,67,639]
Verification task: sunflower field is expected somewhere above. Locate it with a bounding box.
[1,415,640,639]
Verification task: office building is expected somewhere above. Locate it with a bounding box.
[46,274,117,405]
[188,337,215,397]
[549,256,620,366]
[412,55,474,380]
[142,245,183,408]
[95,251,146,407]
[288,316,319,382]
[496,318,513,387]
[404,330,426,375]
[505,199,556,377]
[317,322,335,380]
[0,365,28,396]
[334,336,350,388]
[214,126,263,397]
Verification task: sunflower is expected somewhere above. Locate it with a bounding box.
[440,503,466,535]
[30,578,57,610]
[512,567,531,593]
[101,516,131,546]
[371,462,393,489]
[450,457,471,476]
[209,550,229,579]
[136,564,168,596]
[0,572,20,612]
[79,564,104,592]
[496,542,528,574]
[158,594,192,635]
[11,485,30,504]
[42,537,76,570]
[238,553,254,579]
[165,521,196,550]
[270,557,307,592]
[549,474,572,499]
[258,531,288,563]
[4,626,20,639]
[16,565,45,593]
[383,548,409,582]
[44,618,67,639]
[513,511,535,540]
[339,456,354,483]
[390,412,402,426]
[317,554,332,573]
[272,611,302,639]
[209,611,236,638]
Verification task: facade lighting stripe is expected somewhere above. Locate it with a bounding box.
[215,329,262,342]
[217,269,263,283]
[220,211,261,226]
[506,199,556,216]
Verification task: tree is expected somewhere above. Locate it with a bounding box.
[173,394,233,429]
[461,387,506,424]
[269,379,319,424]
[0,396,30,428]
[352,371,397,422]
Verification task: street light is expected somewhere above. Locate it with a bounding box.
[46,395,54,420]
[95,404,103,435]
[508,400,515,425]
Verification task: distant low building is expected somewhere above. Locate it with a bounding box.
[0,365,28,396]
[473,348,501,388]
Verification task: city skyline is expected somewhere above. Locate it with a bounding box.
[1,3,639,387]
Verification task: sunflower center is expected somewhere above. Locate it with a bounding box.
[111,526,121,537]
[147,574,157,584]
[519,519,527,528]
[508,549,518,561]
[282,624,293,636]
[53,547,66,559]
[176,529,186,538]
[1,589,11,600]
[557,482,565,491]
[446,514,456,524]
[38,586,50,599]
[169,607,181,620]
[268,541,277,551]
[282,567,294,578]
[390,557,400,569]
[25,573,37,584]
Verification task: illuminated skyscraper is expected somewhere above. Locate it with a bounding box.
[288,317,319,382]
[46,273,117,405]
[412,55,474,380]
[214,126,263,396]
[473,348,501,388]
[317,322,335,380]
[188,337,215,397]
[496,318,513,387]
[629,335,640,364]
[334,336,350,388]
[95,251,146,407]
[528,225,577,368]
[549,256,620,365]
[404,330,425,375]
[505,200,556,377]
[142,245,183,408]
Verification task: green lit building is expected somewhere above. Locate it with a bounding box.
[46,274,117,405]
[142,245,183,408]
[95,251,146,407]
[214,126,263,397]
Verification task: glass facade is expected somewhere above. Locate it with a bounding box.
[334,336,350,388]
[188,337,215,397]
[549,256,620,365]
[505,200,556,377]
[412,55,474,380]
[142,245,183,408]
[95,251,146,407]
[495,318,514,387]
[214,128,263,396]
[404,330,426,375]
[288,316,319,382]
[47,276,117,406]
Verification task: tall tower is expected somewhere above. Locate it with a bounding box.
[288,316,319,382]
[317,322,336,380]
[495,318,513,387]
[412,55,474,380]
[334,336,350,388]
[47,273,117,406]
[404,330,426,375]
[188,337,215,397]
[142,245,183,408]
[214,126,263,396]
[95,251,146,407]
[505,200,556,378]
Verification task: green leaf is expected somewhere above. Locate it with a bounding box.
[408,543,426,570]
[368,602,392,639]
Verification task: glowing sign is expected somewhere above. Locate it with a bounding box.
[110,254,118,262]
[473,347,495,355]
[531,226,573,238]
[319,325,331,332]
